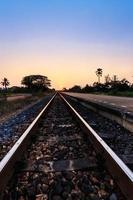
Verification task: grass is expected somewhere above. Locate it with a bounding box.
[105,91,133,97]
[0,96,38,117]
[91,91,133,97]
[0,91,54,118]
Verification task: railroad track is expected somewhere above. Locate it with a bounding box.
[62,94,133,171]
[0,93,132,200]
[0,94,54,162]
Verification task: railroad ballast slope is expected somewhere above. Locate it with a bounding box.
[62,93,133,171]
[0,94,55,162]
[63,92,133,132]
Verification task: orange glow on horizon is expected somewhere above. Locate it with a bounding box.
[0,41,133,90]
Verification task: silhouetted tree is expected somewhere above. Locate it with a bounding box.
[112,75,118,82]
[93,82,106,92]
[68,85,82,92]
[21,75,51,91]
[105,74,111,83]
[110,78,130,92]
[62,88,67,92]
[96,68,103,83]
[82,84,94,93]
[1,78,10,90]
[1,78,10,100]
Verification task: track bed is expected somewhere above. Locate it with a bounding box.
[63,94,133,171]
[3,95,125,200]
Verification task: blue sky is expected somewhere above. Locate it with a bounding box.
[0,0,133,88]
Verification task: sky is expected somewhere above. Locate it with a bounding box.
[0,0,133,89]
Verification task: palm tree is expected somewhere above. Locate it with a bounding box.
[96,68,103,83]
[1,78,10,90]
[1,78,10,100]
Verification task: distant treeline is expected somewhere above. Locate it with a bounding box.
[0,86,55,94]
[64,78,133,96]
[0,75,55,95]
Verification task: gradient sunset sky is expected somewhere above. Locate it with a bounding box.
[0,0,133,89]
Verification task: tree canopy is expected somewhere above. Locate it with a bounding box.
[21,75,51,91]
[96,68,103,83]
[1,78,10,90]
[68,85,82,92]
[67,78,132,95]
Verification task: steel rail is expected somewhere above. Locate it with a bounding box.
[0,93,57,197]
[60,93,133,200]
[0,92,132,199]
